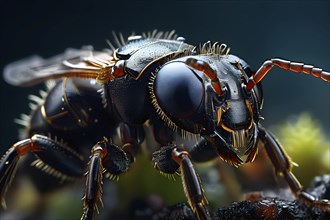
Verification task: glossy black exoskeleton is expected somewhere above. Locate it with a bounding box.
[1,31,329,220]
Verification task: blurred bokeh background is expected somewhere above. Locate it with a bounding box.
[0,0,329,219]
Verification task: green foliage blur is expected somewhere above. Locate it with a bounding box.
[273,112,330,187]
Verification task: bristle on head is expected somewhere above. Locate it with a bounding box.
[198,41,230,57]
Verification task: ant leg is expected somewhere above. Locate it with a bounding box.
[81,144,104,220]
[258,125,330,212]
[119,123,145,162]
[188,138,218,163]
[81,138,130,220]
[0,134,84,209]
[152,146,211,220]
[171,148,211,220]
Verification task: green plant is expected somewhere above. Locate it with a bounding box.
[273,113,330,186]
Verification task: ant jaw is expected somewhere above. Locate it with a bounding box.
[214,121,257,164]
[231,129,248,149]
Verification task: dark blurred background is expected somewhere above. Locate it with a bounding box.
[0,0,329,219]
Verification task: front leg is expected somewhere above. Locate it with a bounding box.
[258,125,330,212]
[172,148,211,220]
[152,146,211,220]
[81,138,130,220]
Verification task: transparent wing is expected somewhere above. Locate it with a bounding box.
[3,46,114,87]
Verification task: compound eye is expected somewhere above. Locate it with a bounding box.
[153,62,204,118]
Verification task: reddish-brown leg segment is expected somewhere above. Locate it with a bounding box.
[0,134,84,209]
